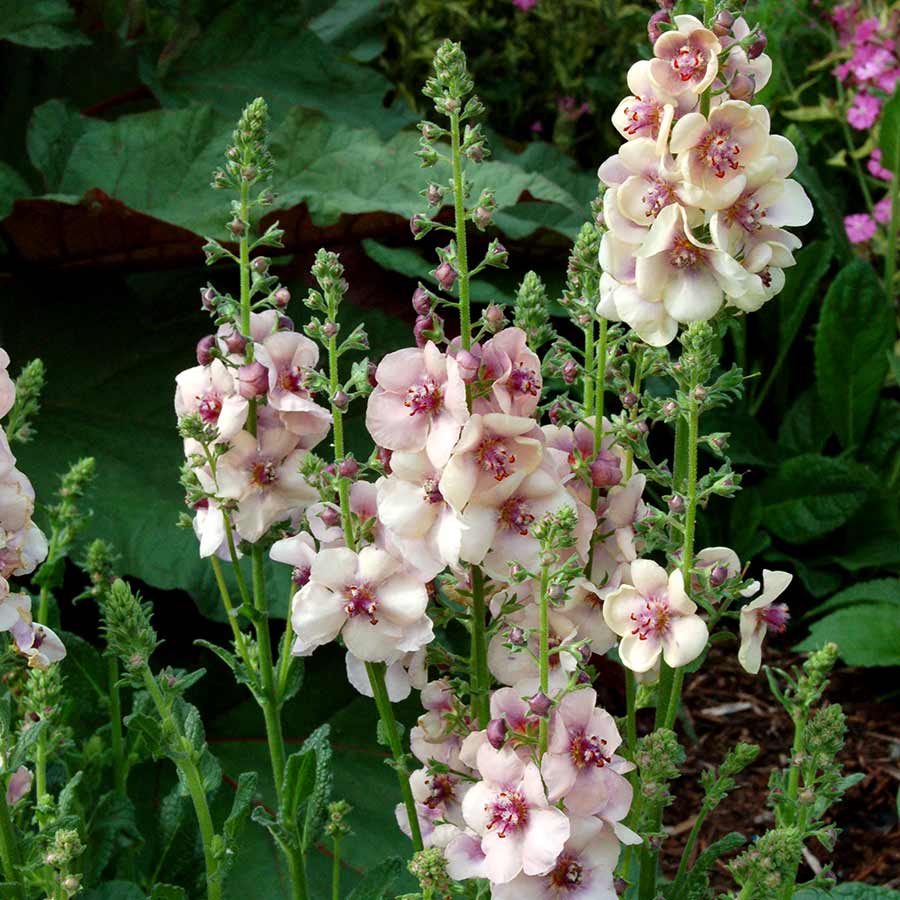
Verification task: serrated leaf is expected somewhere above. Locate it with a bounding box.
[795,603,900,666]
[672,832,746,900]
[815,259,893,448]
[282,747,317,824]
[778,389,833,457]
[123,711,163,757]
[761,455,872,543]
[9,718,51,769]
[300,725,333,853]
[347,857,404,900]
[84,792,143,882]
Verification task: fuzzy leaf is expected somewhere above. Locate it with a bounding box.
[674,831,746,900]
[0,161,29,219]
[795,884,900,898]
[0,0,90,48]
[84,792,143,882]
[347,857,404,900]
[300,725,333,852]
[806,579,900,620]
[778,389,833,457]
[220,771,257,876]
[795,603,900,666]
[815,259,893,448]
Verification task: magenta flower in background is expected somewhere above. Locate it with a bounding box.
[874,195,893,224]
[868,149,893,181]
[847,91,881,129]
[844,212,877,243]
[513,0,538,10]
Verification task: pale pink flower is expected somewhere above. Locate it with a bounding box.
[847,91,881,129]
[561,577,620,654]
[255,331,331,448]
[612,61,690,149]
[461,743,570,883]
[270,531,316,588]
[17,622,66,669]
[445,830,489,880]
[439,414,543,514]
[670,101,771,210]
[345,648,426,702]
[215,428,317,542]
[716,17,772,98]
[0,349,14,419]
[649,15,722,97]
[0,467,37,535]
[844,212,876,243]
[290,546,432,662]
[0,519,47,579]
[366,342,469,468]
[473,328,542,418]
[693,545,758,596]
[603,559,708,672]
[306,501,345,547]
[5,766,32,805]
[376,450,463,581]
[600,473,647,563]
[0,588,31,638]
[491,816,622,900]
[541,688,631,817]
[738,569,792,674]
[415,679,458,746]
[175,361,248,442]
[191,498,237,560]
[512,0,537,10]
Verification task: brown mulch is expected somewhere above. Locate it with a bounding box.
[641,644,900,891]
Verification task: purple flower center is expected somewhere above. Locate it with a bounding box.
[630,593,671,640]
[498,496,535,535]
[250,459,279,487]
[197,392,222,424]
[278,366,304,393]
[405,377,444,417]
[509,365,539,397]
[570,732,611,769]
[669,235,703,270]
[292,565,311,588]
[697,127,742,178]
[641,177,676,218]
[422,477,443,505]
[486,790,529,837]
[671,43,708,83]
[476,437,517,481]
[622,96,662,137]
[760,602,790,633]
[549,853,585,890]
[726,193,766,231]
[344,582,378,623]
[424,773,457,809]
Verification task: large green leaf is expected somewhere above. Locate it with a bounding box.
[796,885,900,899]
[806,578,900,619]
[778,389,832,457]
[760,455,872,543]
[814,259,893,448]
[144,0,412,137]
[0,160,30,219]
[0,0,90,49]
[795,603,900,666]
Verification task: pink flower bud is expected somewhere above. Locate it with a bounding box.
[474,206,493,228]
[292,564,311,588]
[435,261,457,291]
[590,449,622,487]
[5,767,32,805]
[251,256,270,275]
[426,184,443,206]
[228,217,246,236]
[237,362,269,399]
[220,327,247,355]
[412,286,432,315]
[278,315,294,332]
[339,457,359,479]
[201,287,217,311]
[274,287,291,308]
[548,402,563,425]
[196,335,216,366]
[414,313,444,348]
[622,391,638,409]
[562,359,579,385]
[485,304,505,328]
[668,494,684,514]
[486,718,507,749]
[410,214,428,236]
[508,626,526,646]
[320,505,341,528]
[748,30,767,59]
[648,9,671,44]
[729,73,756,100]
[377,446,393,474]
[456,346,482,383]
[712,9,734,36]
[332,391,350,411]
[710,565,729,587]
[528,692,552,717]
[322,321,339,338]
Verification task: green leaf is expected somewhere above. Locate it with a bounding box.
[147,0,413,137]
[673,831,746,900]
[221,771,257,876]
[806,578,900,619]
[310,0,388,62]
[793,158,852,261]
[149,887,188,900]
[778,389,833,457]
[779,239,833,361]
[347,857,404,900]
[761,455,872,543]
[795,883,900,899]
[9,718,50,769]
[815,259,894,448]
[123,711,164,757]
[879,83,900,175]
[300,725,333,852]
[84,792,143,882]
[0,0,90,49]
[80,883,145,900]
[0,161,29,219]
[795,603,900,666]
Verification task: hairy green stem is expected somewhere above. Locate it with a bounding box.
[210,553,253,676]
[142,667,221,900]
[0,785,23,899]
[108,656,127,794]
[470,566,490,729]
[331,836,342,900]
[538,563,551,756]
[365,661,424,852]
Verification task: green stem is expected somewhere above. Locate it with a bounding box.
[331,837,342,900]
[450,109,471,351]
[108,656,127,794]
[365,662,424,852]
[624,668,637,779]
[210,553,253,676]
[142,668,221,900]
[583,320,595,417]
[538,562,550,756]
[672,805,711,896]
[835,80,876,216]
[885,167,899,304]
[470,566,490,729]
[0,786,23,899]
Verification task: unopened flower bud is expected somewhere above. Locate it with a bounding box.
[473,206,493,229]
[622,391,638,409]
[656,0,674,7]
[251,256,270,275]
[529,692,552,717]
[332,391,350,411]
[486,718,507,749]
[663,400,678,417]
[562,359,578,384]
[648,9,671,44]
[410,213,428,236]
[426,184,443,206]
[237,361,269,399]
[712,9,734,35]
[635,420,649,434]
[241,165,256,181]
[466,143,484,162]
[693,385,707,402]
[322,321,339,338]
[320,505,341,528]
[710,565,729,587]
[339,457,359,479]
[63,876,81,893]
[548,401,563,425]
[196,335,216,366]
[228,217,246,236]
[590,449,623,487]
[435,261,457,291]
[412,286,432,315]
[220,327,247,355]
[484,304,506,331]
[377,446,392,474]
[201,287,217,311]
[490,242,508,264]
[367,362,378,389]
[456,348,482,383]
[278,315,294,332]
[748,30,767,59]
[508,626,526,646]
[668,494,685,514]
[548,583,565,603]
[579,644,592,663]
[274,287,291,308]
[414,313,444,348]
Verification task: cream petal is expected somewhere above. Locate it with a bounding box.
[662,614,708,668]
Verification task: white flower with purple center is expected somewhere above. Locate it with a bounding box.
[738,569,792,675]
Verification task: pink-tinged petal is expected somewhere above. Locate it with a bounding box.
[377,477,435,538]
[593,768,634,824]
[559,687,598,733]
[374,347,425,392]
[344,651,376,698]
[618,632,662,673]
[341,615,403,662]
[394,615,434,653]
[439,451,478,512]
[377,574,428,625]
[663,268,723,322]
[482,828,526,883]
[669,112,708,154]
[365,389,430,452]
[541,752,577,803]
[356,546,399,585]
[291,583,346,653]
[613,285,678,348]
[382,656,414,701]
[462,781,495,834]
[519,761,550,809]
[521,807,571,876]
[598,153,630,187]
[602,585,645,637]
[760,569,793,604]
[767,134,798,179]
[491,874,548,900]
[446,830,488,880]
[614,821,643,845]
[629,559,668,597]
[426,413,463,469]
[458,504,499,566]
[310,548,358,592]
[662,615,708,668]
[666,569,696,615]
[738,608,765,674]
[5,767,32,805]
[477,744,526,787]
